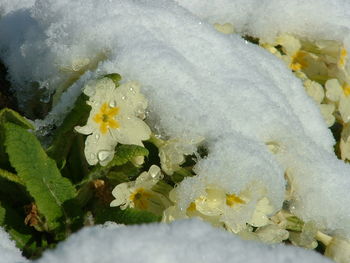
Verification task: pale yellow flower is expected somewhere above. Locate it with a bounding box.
[275,34,309,71]
[303,79,324,104]
[164,183,274,233]
[158,136,204,175]
[325,78,350,123]
[340,123,350,161]
[319,103,335,127]
[254,224,289,244]
[324,237,350,263]
[110,165,168,215]
[75,78,151,165]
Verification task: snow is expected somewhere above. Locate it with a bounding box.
[0,0,35,16]
[0,0,350,261]
[0,228,27,263]
[176,0,350,46]
[35,220,332,263]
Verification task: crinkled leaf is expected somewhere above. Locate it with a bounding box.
[94,207,160,225]
[0,108,33,169]
[4,122,76,231]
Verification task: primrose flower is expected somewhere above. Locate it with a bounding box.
[324,237,350,263]
[340,123,350,161]
[158,136,204,175]
[75,77,151,166]
[303,79,324,104]
[325,78,350,123]
[110,165,169,215]
[164,181,275,233]
[275,34,308,71]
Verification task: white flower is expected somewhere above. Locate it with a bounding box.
[319,103,335,127]
[254,224,289,244]
[325,78,350,123]
[75,78,151,166]
[158,136,204,175]
[164,182,275,233]
[110,165,168,215]
[275,34,309,71]
[340,123,350,161]
[303,79,324,104]
[324,237,350,263]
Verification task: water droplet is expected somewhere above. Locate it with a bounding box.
[129,86,137,94]
[109,100,116,107]
[98,150,111,162]
[95,134,100,140]
[121,95,127,100]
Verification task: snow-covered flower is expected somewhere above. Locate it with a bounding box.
[75,77,151,166]
[158,136,204,175]
[325,78,350,123]
[340,123,350,161]
[275,34,309,71]
[324,237,350,263]
[303,79,324,104]
[110,165,169,215]
[163,182,275,233]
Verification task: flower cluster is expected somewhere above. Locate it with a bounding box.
[75,77,151,166]
[260,34,350,161]
[163,181,275,234]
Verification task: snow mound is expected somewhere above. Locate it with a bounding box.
[36,220,332,263]
[0,0,350,238]
[0,227,27,263]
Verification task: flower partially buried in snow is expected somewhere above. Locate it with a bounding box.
[163,181,275,233]
[325,78,350,123]
[75,77,151,166]
[110,165,169,215]
[158,136,204,175]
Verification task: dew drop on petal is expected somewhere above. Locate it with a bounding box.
[109,100,116,107]
[98,150,111,162]
[121,95,127,100]
[95,134,100,140]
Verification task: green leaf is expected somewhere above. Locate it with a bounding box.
[0,108,33,129]
[94,207,161,225]
[104,73,122,86]
[4,122,77,231]
[47,93,90,168]
[0,108,34,169]
[0,201,35,252]
[0,167,24,185]
[109,144,149,167]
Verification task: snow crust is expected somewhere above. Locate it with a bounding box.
[0,0,35,16]
[36,220,332,263]
[0,0,350,252]
[0,228,27,263]
[176,0,350,46]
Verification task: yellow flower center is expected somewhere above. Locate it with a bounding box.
[343,83,350,97]
[290,51,308,71]
[93,102,120,134]
[226,194,245,207]
[338,47,347,68]
[187,202,196,212]
[130,188,153,210]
